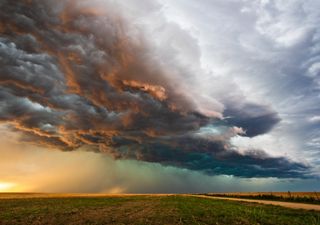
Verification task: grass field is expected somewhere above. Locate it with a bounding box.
[0,194,320,225]
[206,192,320,198]
[204,192,320,205]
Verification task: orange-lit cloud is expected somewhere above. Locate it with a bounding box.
[0,0,309,179]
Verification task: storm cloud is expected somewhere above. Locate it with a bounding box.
[0,0,310,178]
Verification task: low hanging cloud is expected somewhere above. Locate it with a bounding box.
[224,103,281,137]
[0,0,310,178]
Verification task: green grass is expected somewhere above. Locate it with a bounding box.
[0,195,320,225]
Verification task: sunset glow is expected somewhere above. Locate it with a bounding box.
[0,182,16,192]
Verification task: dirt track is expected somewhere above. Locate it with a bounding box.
[190,194,320,211]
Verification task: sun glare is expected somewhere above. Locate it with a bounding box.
[0,182,16,192]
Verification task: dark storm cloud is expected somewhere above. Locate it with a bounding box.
[104,136,309,178]
[224,103,281,137]
[0,0,310,178]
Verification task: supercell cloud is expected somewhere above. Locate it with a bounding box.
[0,0,314,179]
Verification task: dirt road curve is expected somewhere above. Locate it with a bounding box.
[189,195,320,211]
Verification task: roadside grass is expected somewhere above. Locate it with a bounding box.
[0,195,319,225]
[203,192,320,205]
[162,196,320,225]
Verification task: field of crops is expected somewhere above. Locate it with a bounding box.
[207,192,320,197]
[0,194,320,225]
[205,192,320,204]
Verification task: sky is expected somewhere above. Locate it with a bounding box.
[0,0,319,193]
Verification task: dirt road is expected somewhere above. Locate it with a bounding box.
[189,195,320,211]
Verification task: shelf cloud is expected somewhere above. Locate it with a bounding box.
[0,0,313,179]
